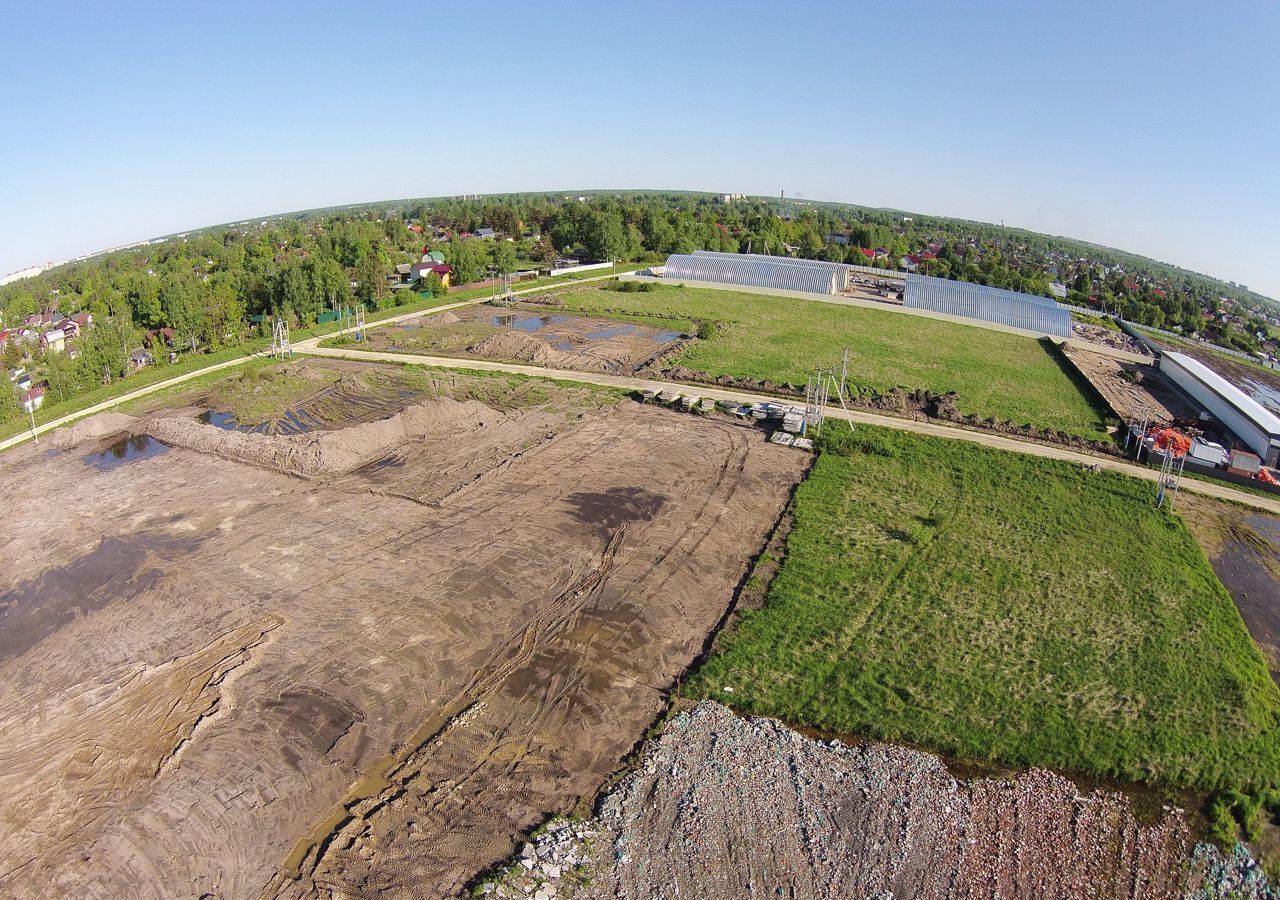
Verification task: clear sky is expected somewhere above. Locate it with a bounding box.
[2,1,1277,297]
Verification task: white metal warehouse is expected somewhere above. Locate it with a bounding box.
[663,252,851,294]
[1159,351,1280,466]
[902,274,1073,338]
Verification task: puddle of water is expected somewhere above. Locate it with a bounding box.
[0,529,210,662]
[486,311,683,351]
[198,409,240,430]
[84,435,169,470]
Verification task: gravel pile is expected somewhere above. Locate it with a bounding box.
[480,701,1201,899]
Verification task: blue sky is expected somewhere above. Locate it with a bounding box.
[2,1,1277,297]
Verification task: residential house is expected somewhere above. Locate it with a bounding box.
[40,328,66,353]
[61,320,80,338]
[409,262,452,288]
[71,311,93,330]
[825,233,850,246]
[474,228,497,239]
[129,348,152,371]
[421,250,446,265]
[20,385,44,413]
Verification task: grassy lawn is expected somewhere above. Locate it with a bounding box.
[557,284,1112,438]
[685,424,1280,791]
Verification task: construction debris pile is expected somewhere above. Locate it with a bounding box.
[479,701,1197,900]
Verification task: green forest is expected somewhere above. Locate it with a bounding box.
[2,190,1275,426]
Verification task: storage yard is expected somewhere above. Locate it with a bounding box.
[0,359,807,898]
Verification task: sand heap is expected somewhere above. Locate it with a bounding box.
[468,331,557,365]
[483,701,1193,900]
[49,412,139,449]
[147,397,503,479]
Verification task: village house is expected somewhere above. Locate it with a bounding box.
[20,385,44,413]
[40,328,66,353]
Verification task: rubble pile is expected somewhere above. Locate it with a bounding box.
[480,702,1198,899]
[1073,322,1148,355]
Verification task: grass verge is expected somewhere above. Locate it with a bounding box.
[556,284,1113,437]
[684,423,1280,792]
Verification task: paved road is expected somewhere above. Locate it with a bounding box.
[0,270,629,454]
[294,342,1280,516]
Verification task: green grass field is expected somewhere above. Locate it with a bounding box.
[557,284,1112,437]
[684,424,1280,791]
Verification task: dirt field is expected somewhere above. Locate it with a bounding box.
[349,304,689,375]
[1062,345,1201,424]
[1180,494,1280,682]
[0,362,806,898]
[481,701,1196,900]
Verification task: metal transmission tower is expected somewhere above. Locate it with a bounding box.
[1125,407,1151,462]
[804,367,832,436]
[270,317,293,360]
[354,305,367,342]
[1152,429,1190,510]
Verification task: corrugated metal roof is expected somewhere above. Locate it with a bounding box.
[903,274,1071,337]
[665,253,840,294]
[1162,351,1280,436]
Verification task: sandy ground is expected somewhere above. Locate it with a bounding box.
[1061,345,1200,425]
[482,701,1194,900]
[0,382,805,898]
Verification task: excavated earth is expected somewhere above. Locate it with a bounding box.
[0,386,806,899]
[483,702,1196,900]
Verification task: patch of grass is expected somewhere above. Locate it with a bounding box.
[557,284,1113,437]
[684,424,1280,791]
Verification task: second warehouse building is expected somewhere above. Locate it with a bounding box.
[1159,351,1280,466]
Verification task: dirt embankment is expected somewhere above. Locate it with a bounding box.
[649,363,1120,455]
[147,396,504,479]
[481,701,1193,900]
[48,412,139,449]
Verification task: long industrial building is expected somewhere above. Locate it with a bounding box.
[664,252,851,294]
[1159,351,1280,466]
[903,274,1072,338]
[661,250,1073,338]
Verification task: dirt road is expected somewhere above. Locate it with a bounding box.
[0,270,636,454]
[293,343,1280,516]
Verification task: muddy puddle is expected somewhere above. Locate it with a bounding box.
[1213,513,1280,675]
[0,529,209,662]
[83,434,169,470]
[565,487,667,535]
[489,311,682,350]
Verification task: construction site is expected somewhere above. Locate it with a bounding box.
[0,358,807,898]
[4,312,1280,898]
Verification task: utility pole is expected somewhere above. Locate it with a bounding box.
[27,399,38,444]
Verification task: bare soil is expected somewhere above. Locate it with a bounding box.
[1179,493,1280,681]
[482,701,1194,900]
[0,363,805,899]
[358,304,688,374]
